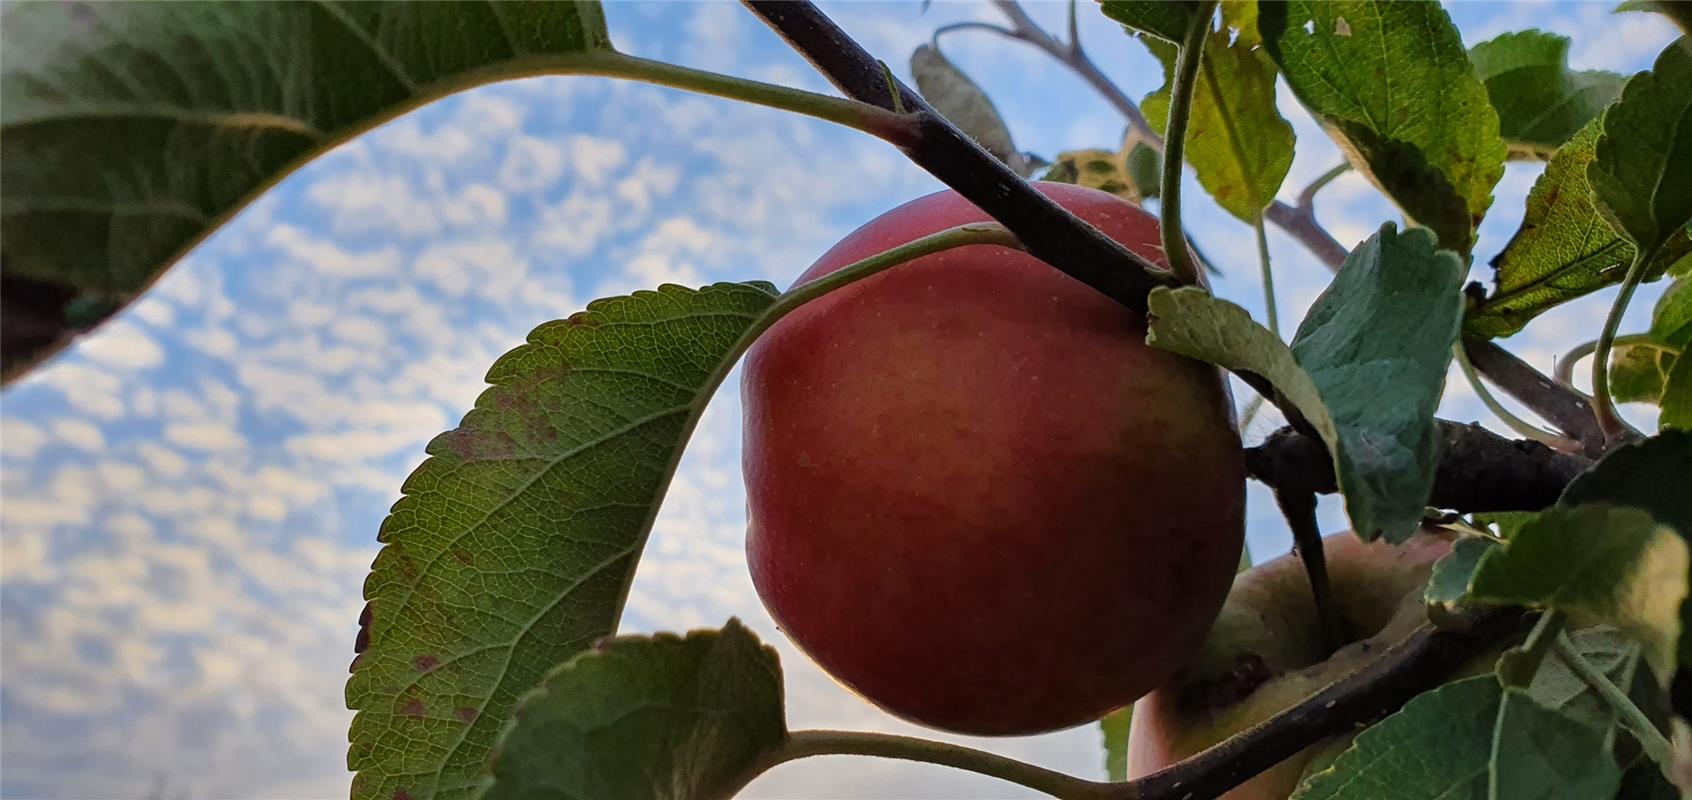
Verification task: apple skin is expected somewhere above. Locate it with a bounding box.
[741,183,1246,736]
[1126,530,1460,798]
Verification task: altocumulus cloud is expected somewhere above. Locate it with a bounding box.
[0,3,1680,799]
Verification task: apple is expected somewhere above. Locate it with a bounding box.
[1126,530,1459,798]
[740,183,1246,736]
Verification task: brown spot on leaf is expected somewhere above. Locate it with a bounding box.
[413,655,440,672]
[452,548,474,565]
[566,311,599,328]
[354,626,371,655]
[455,707,480,724]
[349,653,364,674]
[394,791,413,800]
[400,699,426,719]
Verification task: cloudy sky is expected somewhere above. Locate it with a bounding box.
[0,2,1681,799]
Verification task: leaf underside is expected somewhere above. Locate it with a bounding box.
[347,282,777,800]
[0,0,613,381]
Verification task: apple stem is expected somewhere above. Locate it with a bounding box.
[1590,244,1657,444]
[1276,490,1348,653]
[1156,0,1219,286]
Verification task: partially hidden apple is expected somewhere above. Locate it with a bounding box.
[741,183,1246,736]
[1127,529,1461,798]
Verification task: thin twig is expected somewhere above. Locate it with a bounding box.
[1245,421,1590,513]
[1455,341,1579,451]
[1463,339,1607,457]
[1276,490,1347,652]
[741,0,1172,315]
[983,0,1350,269]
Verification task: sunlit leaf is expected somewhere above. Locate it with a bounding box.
[1466,121,1692,338]
[1588,38,1692,257]
[1139,23,1295,222]
[347,282,778,800]
[1099,1,1199,44]
[1261,0,1506,254]
[1101,707,1132,782]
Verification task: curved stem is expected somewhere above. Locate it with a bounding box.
[1277,490,1346,652]
[1253,214,1279,337]
[1556,333,1679,388]
[1554,633,1676,771]
[767,224,1020,322]
[1158,1,1218,285]
[1455,342,1577,450]
[1297,162,1352,208]
[932,20,1015,44]
[1592,247,1657,440]
[767,730,1113,799]
[593,52,920,146]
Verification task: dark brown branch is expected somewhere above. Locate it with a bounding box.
[742,0,1169,314]
[1462,339,1607,457]
[1246,420,1592,512]
[1116,609,1529,799]
[984,0,1353,273]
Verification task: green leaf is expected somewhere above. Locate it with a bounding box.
[1425,536,1496,608]
[1489,687,1625,799]
[482,620,786,800]
[1260,1,1507,254]
[1588,38,1692,257]
[1468,504,1688,680]
[1561,429,1692,535]
[1126,141,1164,200]
[1617,1,1692,37]
[1465,120,1692,338]
[1475,511,1540,540]
[1610,343,1675,404]
[1663,355,1692,429]
[1138,24,1296,222]
[1292,675,1621,800]
[1101,707,1132,783]
[1530,626,1642,732]
[347,282,779,800]
[0,1,614,380]
[1469,30,1624,159]
[1147,224,1463,544]
[911,44,1025,174]
[1289,224,1465,542]
[1099,1,1199,44]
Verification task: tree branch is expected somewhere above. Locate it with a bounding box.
[741,0,1171,314]
[1246,420,1591,512]
[1462,338,1607,457]
[982,0,1352,272]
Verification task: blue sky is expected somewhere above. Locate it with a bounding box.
[0,2,1681,798]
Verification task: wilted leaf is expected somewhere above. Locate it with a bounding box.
[1588,38,1692,257]
[347,282,778,800]
[911,44,1021,169]
[1468,504,1687,680]
[1261,1,1507,254]
[1292,676,1620,800]
[1139,24,1295,221]
[1469,30,1624,159]
[482,621,786,800]
[1148,224,1462,543]
[1465,121,1692,338]
[0,1,615,381]
[1099,1,1200,44]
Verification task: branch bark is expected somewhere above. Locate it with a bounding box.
[1247,420,1591,512]
[1462,339,1607,457]
[741,0,1170,314]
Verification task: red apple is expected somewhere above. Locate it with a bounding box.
[741,183,1246,736]
[1127,530,1458,797]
